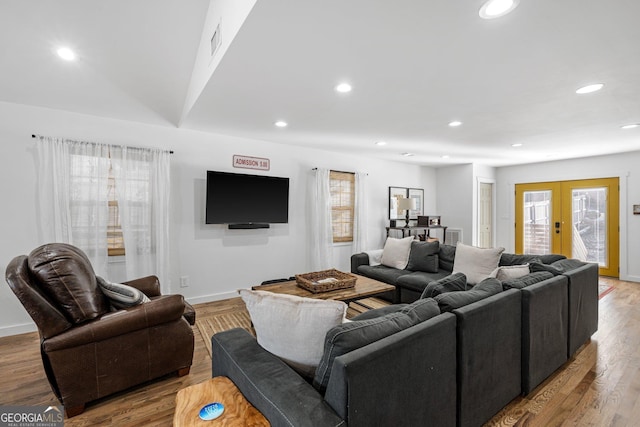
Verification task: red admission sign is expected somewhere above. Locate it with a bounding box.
[232,155,270,171]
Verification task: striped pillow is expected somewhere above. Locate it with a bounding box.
[97,276,150,309]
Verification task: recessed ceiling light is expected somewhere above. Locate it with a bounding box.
[375,141,387,146]
[401,152,414,157]
[479,0,520,19]
[576,83,604,94]
[511,143,523,147]
[274,121,288,128]
[335,83,352,93]
[621,123,639,129]
[441,155,450,159]
[448,121,463,127]
[56,47,76,61]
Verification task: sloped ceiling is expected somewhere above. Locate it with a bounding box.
[1,0,639,166]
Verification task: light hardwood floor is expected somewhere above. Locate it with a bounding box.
[0,277,637,426]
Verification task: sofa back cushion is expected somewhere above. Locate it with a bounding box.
[381,236,414,270]
[313,298,440,392]
[530,258,586,276]
[452,243,505,285]
[501,271,554,290]
[27,243,109,324]
[438,244,457,271]
[434,278,503,312]
[500,253,566,266]
[421,272,468,298]
[406,241,440,273]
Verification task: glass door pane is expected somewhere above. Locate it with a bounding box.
[571,187,607,266]
[523,190,552,254]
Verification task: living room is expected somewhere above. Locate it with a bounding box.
[2,0,640,425]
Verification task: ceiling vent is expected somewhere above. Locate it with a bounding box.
[210,23,221,58]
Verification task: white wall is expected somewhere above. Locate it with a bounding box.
[496,152,640,282]
[436,164,474,244]
[0,101,434,336]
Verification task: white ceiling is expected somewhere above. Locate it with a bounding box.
[2,0,639,167]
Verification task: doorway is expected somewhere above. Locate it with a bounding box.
[478,181,493,248]
[515,178,619,277]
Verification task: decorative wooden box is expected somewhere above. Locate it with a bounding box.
[295,269,357,293]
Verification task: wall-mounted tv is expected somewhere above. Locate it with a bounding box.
[205,171,289,228]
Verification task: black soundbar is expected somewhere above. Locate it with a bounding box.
[228,223,270,229]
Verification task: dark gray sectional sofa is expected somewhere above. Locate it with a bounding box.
[210,243,598,427]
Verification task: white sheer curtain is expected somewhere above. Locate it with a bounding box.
[111,146,171,285]
[353,172,368,253]
[36,137,111,275]
[310,168,333,270]
[35,137,171,285]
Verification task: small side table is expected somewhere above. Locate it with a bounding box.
[174,376,270,427]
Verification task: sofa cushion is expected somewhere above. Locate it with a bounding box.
[350,304,408,321]
[499,253,567,266]
[239,289,347,378]
[492,264,531,281]
[438,244,457,272]
[396,270,452,293]
[96,276,150,309]
[406,241,440,273]
[530,259,586,276]
[27,243,110,324]
[452,243,505,285]
[381,236,414,270]
[434,277,503,312]
[501,271,554,290]
[421,272,468,298]
[357,265,409,284]
[313,298,440,391]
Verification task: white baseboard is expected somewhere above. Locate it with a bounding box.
[0,322,37,338]
[620,274,640,283]
[186,290,239,305]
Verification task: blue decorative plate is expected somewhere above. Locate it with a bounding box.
[199,402,224,421]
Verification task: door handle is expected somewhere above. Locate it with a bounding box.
[555,222,560,233]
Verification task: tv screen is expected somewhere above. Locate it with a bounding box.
[205,171,289,225]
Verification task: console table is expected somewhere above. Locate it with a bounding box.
[386,226,448,243]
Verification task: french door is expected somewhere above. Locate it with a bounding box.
[515,178,619,277]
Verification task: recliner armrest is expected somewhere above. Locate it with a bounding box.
[123,275,161,297]
[43,294,187,351]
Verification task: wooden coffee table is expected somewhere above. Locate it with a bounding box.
[174,376,269,426]
[252,273,397,303]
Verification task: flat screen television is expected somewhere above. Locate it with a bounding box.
[205,171,289,227]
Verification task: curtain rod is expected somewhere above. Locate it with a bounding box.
[312,167,368,175]
[31,134,174,154]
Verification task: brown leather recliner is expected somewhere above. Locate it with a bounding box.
[5,243,195,417]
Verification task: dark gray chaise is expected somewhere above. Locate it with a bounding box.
[212,312,457,427]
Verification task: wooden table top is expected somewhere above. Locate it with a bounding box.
[252,273,395,302]
[174,376,269,427]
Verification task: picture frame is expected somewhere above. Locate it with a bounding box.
[408,188,424,219]
[389,187,408,220]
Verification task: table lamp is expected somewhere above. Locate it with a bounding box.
[397,197,416,228]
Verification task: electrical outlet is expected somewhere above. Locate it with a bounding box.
[180,276,189,288]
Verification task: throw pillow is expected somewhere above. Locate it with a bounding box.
[380,236,414,270]
[452,242,505,285]
[313,298,440,392]
[491,264,530,281]
[501,271,554,290]
[96,276,150,309]
[438,244,457,272]
[434,277,503,312]
[406,240,440,273]
[421,272,468,298]
[239,289,347,378]
[364,249,384,266]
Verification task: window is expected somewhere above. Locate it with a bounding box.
[330,171,355,243]
[107,171,125,256]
